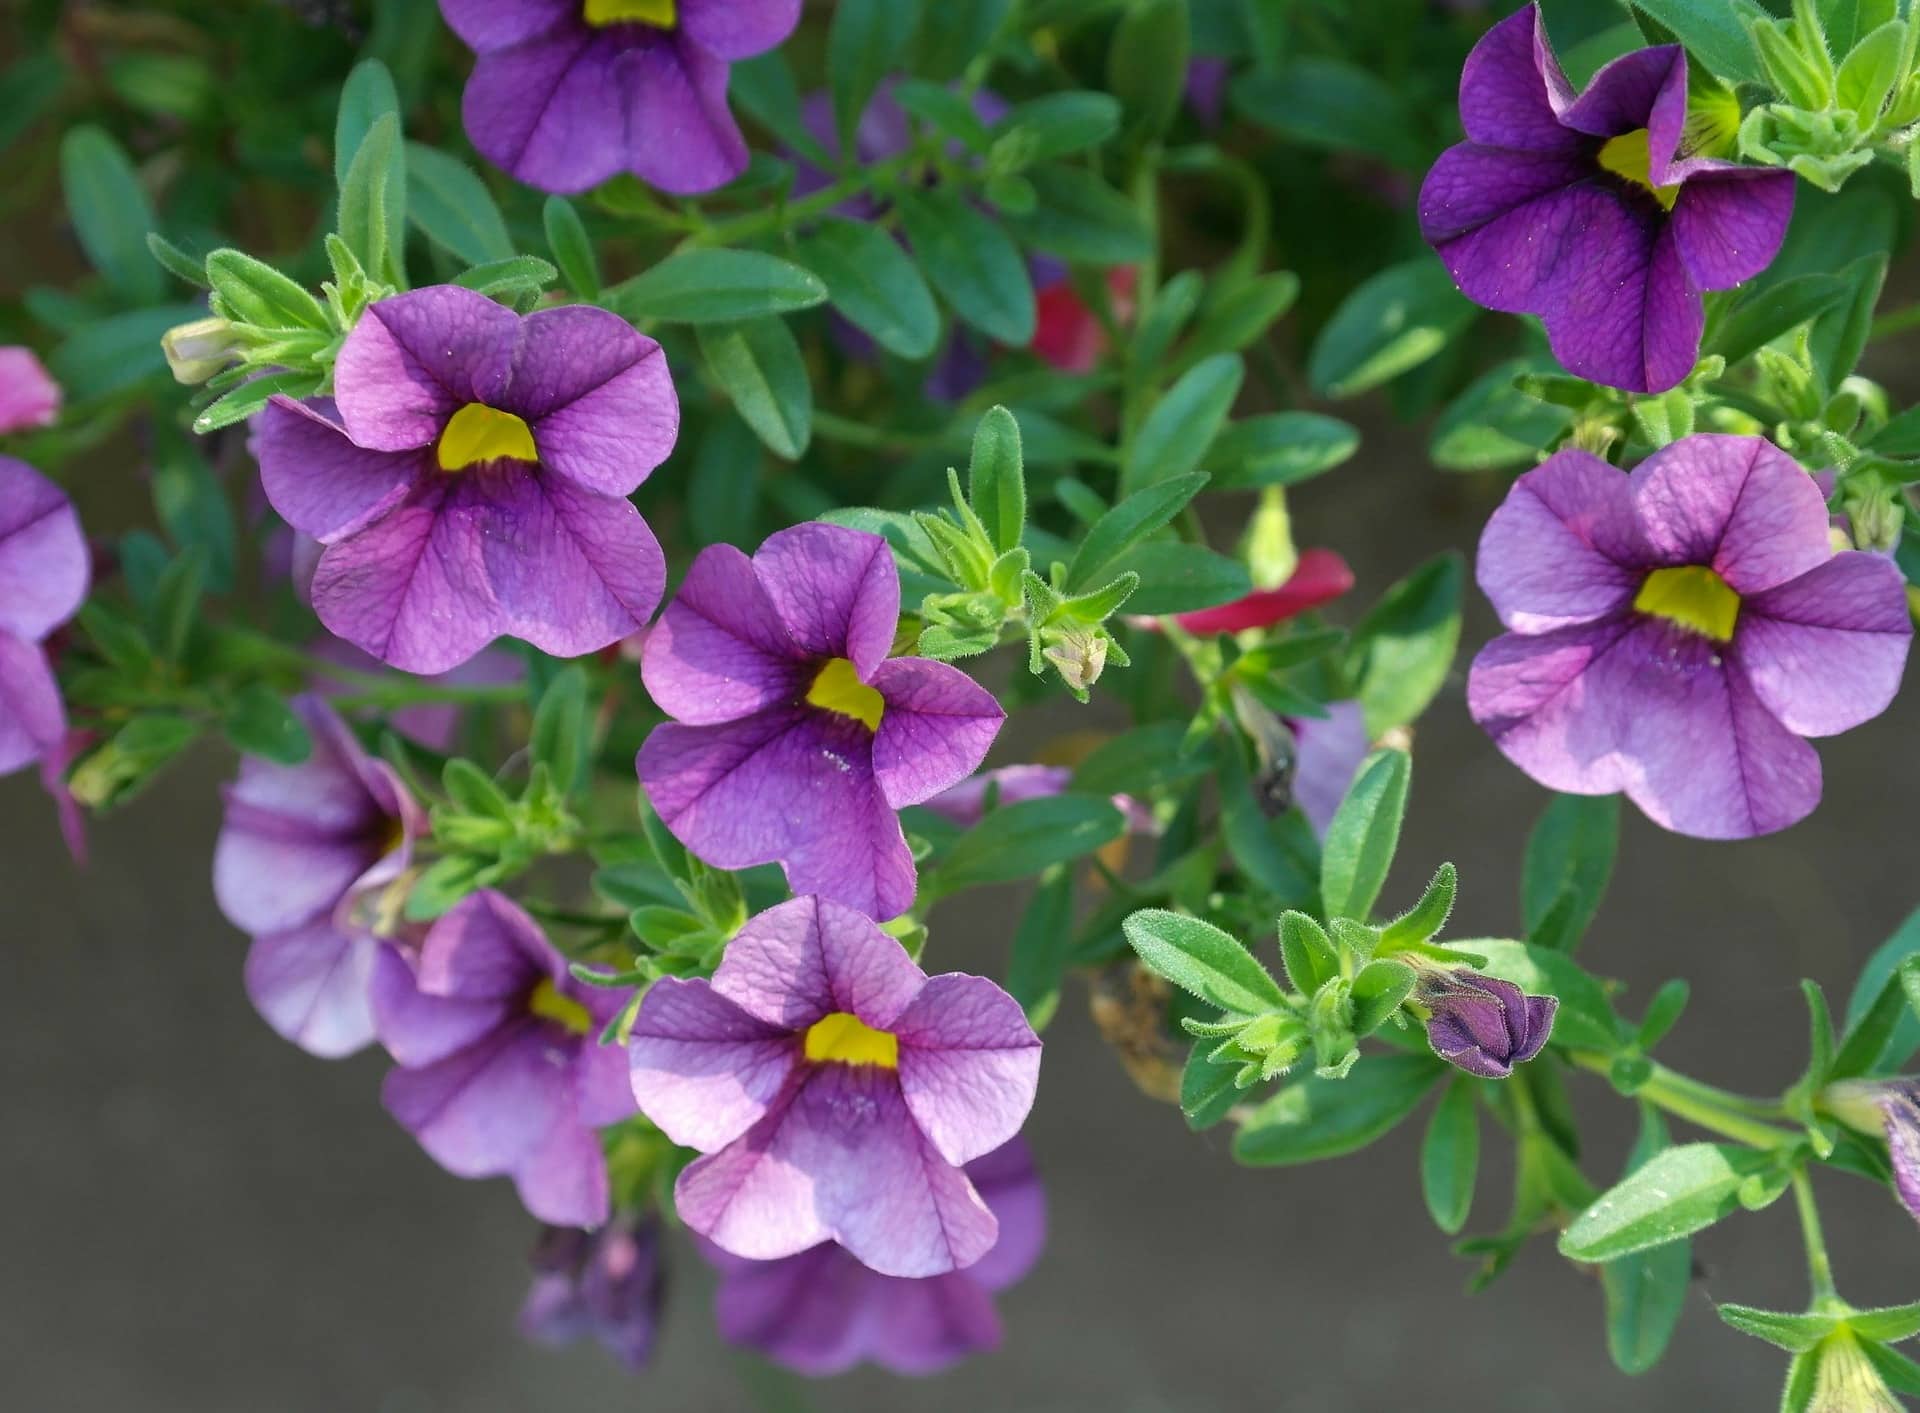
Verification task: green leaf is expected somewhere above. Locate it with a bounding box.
[797,217,940,360]
[1422,1078,1480,1234]
[1626,0,1767,85]
[1231,59,1419,166]
[1181,1041,1245,1130]
[529,666,588,796]
[337,111,406,289]
[688,414,764,549]
[543,197,601,298]
[604,249,828,324]
[1108,0,1190,144]
[404,142,513,267]
[0,52,66,156]
[50,303,201,398]
[1353,959,1416,1033]
[1714,1304,1840,1353]
[204,249,328,332]
[1522,793,1620,952]
[450,255,557,299]
[335,58,400,190]
[911,0,1012,79]
[1072,721,1214,796]
[1178,271,1302,364]
[1708,273,1849,366]
[895,79,993,152]
[222,684,313,766]
[1561,1142,1769,1262]
[1278,912,1340,993]
[930,794,1125,893]
[1110,542,1250,614]
[1009,867,1074,1030]
[993,92,1122,166]
[1307,257,1475,399]
[968,406,1026,555]
[1065,471,1208,590]
[1851,1301,1920,1345]
[896,188,1036,344]
[1380,863,1457,952]
[1463,938,1623,1054]
[826,0,921,151]
[1125,353,1243,489]
[1430,359,1573,472]
[697,318,812,461]
[193,370,324,435]
[1122,909,1287,1016]
[60,125,164,303]
[1834,954,1920,1080]
[1220,753,1320,909]
[1320,748,1411,924]
[1345,551,1464,737]
[1005,166,1153,266]
[1208,412,1359,490]
[1234,1052,1447,1166]
[1810,253,1888,398]
[1842,906,1920,1074]
[1601,1109,1692,1374]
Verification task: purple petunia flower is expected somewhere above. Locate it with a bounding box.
[1469,435,1911,839]
[214,695,425,1058]
[0,347,61,432]
[628,895,1042,1277]
[440,0,801,195]
[256,286,676,674]
[518,1213,664,1370]
[637,523,1003,923]
[1416,965,1557,1079]
[0,458,86,776]
[1824,1079,1920,1229]
[1290,700,1372,840]
[1419,4,1794,393]
[701,1137,1046,1376]
[373,889,637,1227]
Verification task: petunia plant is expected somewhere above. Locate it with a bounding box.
[7,0,1920,1405]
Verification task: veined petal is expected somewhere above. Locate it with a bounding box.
[1735,553,1912,736]
[678,0,802,61]
[709,895,927,1032]
[463,29,629,196]
[753,524,900,675]
[244,922,381,1059]
[510,305,679,496]
[0,457,87,641]
[1455,6,1580,152]
[255,398,423,544]
[335,287,519,448]
[869,658,1005,809]
[621,37,750,196]
[641,543,810,726]
[627,976,800,1151]
[1476,447,1645,632]
[1631,435,1831,593]
[893,974,1042,1168]
[1671,167,1795,290]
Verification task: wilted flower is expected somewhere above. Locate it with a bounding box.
[1419,5,1794,392]
[1031,267,1138,374]
[0,347,61,431]
[374,890,637,1226]
[1415,965,1557,1079]
[0,457,88,777]
[256,286,676,673]
[213,695,424,1058]
[518,1214,664,1370]
[1166,547,1355,635]
[628,895,1042,1277]
[1823,1078,1920,1228]
[1470,436,1911,838]
[441,0,801,195]
[638,523,1002,922]
[703,1138,1046,1376]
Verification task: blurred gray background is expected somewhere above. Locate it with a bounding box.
[3,396,1915,1411]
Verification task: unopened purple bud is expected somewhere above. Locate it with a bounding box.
[518,1214,664,1370]
[1823,1078,1920,1227]
[1416,968,1557,1079]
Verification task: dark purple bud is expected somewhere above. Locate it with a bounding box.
[1823,1079,1920,1227]
[518,1214,664,1370]
[1416,968,1557,1079]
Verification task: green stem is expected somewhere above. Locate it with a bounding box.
[1569,1052,1799,1149]
[1792,1168,1839,1303]
[1870,300,1920,340]
[811,410,941,453]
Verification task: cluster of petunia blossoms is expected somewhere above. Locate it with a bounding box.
[11,0,1920,1398]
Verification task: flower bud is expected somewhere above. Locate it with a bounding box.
[1413,965,1557,1079]
[161,316,242,385]
[1041,623,1109,694]
[1809,1329,1904,1413]
[1820,1077,1920,1225]
[0,346,62,432]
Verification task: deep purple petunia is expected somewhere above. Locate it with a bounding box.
[256,286,675,674]
[439,0,801,195]
[213,695,425,1058]
[636,522,1003,922]
[701,1137,1046,1376]
[1418,4,1794,393]
[1416,966,1558,1079]
[518,1214,664,1369]
[1469,435,1912,839]
[373,890,637,1226]
[0,457,86,776]
[627,895,1042,1278]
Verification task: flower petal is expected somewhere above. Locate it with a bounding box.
[255,398,423,544]
[0,631,66,774]
[1557,44,1682,149]
[1735,552,1912,736]
[1671,167,1795,289]
[243,922,380,1059]
[512,1107,610,1227]
[710,894,928,1032]
[622,38,750,195]
[510,305,679,496]
[381,1021,567,1179]
[416,890,551,1000]
[679,0,803,61]
[627,976,800,1151]
[1291,700,1371,839]
[958,1138,1047,1292]
[869,658,1005,809]
[1631,434,1831,593]
[753,524,900,675]
[370,944,514,1069]
[1420,147,1593,310]
[1543,196,1699,394]
[1469,617,1636,798]
[1455,5,1580,152]
[641,543,809,726]
[462,28,627,194]
[335,287,519,449]
[893,974,1042,1167]
[0,457,88,641]
[440,0,575,51]
[1476,447,1645,632]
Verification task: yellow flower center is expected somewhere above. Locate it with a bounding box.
[437,403,538,472]
[803,1011,900,1068]
[1634,565,1741,642]
[1596,129,1682,211]
[528,978,594,1035]
[584,0,676,27]
[805,657,886,732]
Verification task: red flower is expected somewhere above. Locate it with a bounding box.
[1169,549,1355,634]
